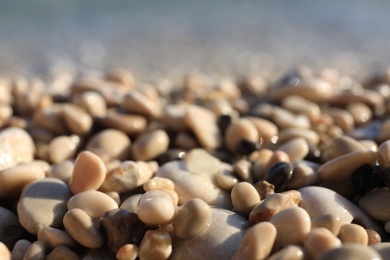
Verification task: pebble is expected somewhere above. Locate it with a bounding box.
[366,229,381,245]
[143,177,175,192]
[254,180,275,199]
[214,164,238,191]
[246,116,279,144]
[0,127,35,171]
[359,187,390,221]
[23,241,45,260]
[318,244,383,260]
[267,245,304,260]
[11,239,31,260]
[277,128,319,145]
[249,192,298,224]
[37,227,76,249]
[121,90,161,118]
[299,186,384,236]
[265,162,293,192]
[48,135,79,164]
[173,198,212,239]
[131,129,169,161]
[48,160,74,182]
[137,190,176,226]
[174,132,199,150]
[236,139,262,156]
[371,243,390,259]
[86,129,131,162]
[116,244,138,260]
[72,91,107,118]
[61,104,93,135]
[102,112,147,135]
[100,160,153,193]
[46,246,79,260]
[272,107,311,129]
[232,222,276,260]
[184,148,220,175]
[346,102,372,125]
[251,149,274,181]
[69,151,106,194]
[100,209,148,252]
[17,178,70,234]
[276,137,309,161]
[287,161,319,189]
[0,162,46,198]
[326,107,354,132]
[106,68,135,88]
[231,182,261,217]
[32,107,68,135]
[378,139,390,169]
[311,213,342,235]
[233,159,252,181]
[67,190,118,218]
[317,150,377,182]
[138,230,172,260]
[224,118,259,153]
[281,95,321,121]
[63,208,104,248]
[304,228,341,259]
[184,105,222,151]
[320,135,366,162]
[161,105,189,132]
[270,207,311,246]
[351,164,378,194]
[338,223,368,245]
[120,194,142,212]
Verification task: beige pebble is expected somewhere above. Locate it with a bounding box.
[249,193,298,224]
[100,161,153,193]
[265,150,291,174]
[371,243,390,259]
[17,178,70,234]
[35,143,50,162]
[72,91,107,118]
[161,189,179,206]
[366,229,381,245]
[156,160,232,209]
[116,244,138,260]
[121,90,160,118]
[48,160,74,182]
[270,207,311,246]
[184,148,221,175]
[48,135,79,164]
[69,151,106,194]
[320,135,366,162]
[32,107,68,135]
[246,117,279,144]
[161,105,189,132]
[61,104,93,135]
[184,105,222,151]
[277,137,309,161]
[251,149,274,181]
[106,68,135,88]
[0,104,12,127]
[318,150,377,182]
[232,222,276,260]
[311,213,342,235]
[67,190,118,218]
[138,230,172,260]
[359,140,378,152]
[272,107,311,129]
[359,187,390,221]
[281,95,321,121]
[215,165,238,191]
[11,239,31,260]
[120,194,142,212]
[23,241,45,260]
[225,118,259,153]
[278,128,319,145]
[254,180,275,199]
[346,103,372,125]
[105,191,121,205]
[37,227,76,250]
[304,228,341,259]
[326,107,354,132]
[378,140,390,169]
[0,127,35,171]
[63,208,104,248]
[338,223,368,245]
[173,198,212,239]
[287,161,319,189]
[46,246,79,260]
[174,132,199,150]
[0,242,11,260]
[233,159,252,181]
[0,162,46,198]
[137,190,176,226]
[86,129,131,162]
[143,177,175,192]
[318,244,383,260]
[267,245,304,260]
[231,182,261,217]
[102,113,147,135]
[131,129,169,161]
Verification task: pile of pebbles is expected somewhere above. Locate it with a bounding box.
[3,67,390,259]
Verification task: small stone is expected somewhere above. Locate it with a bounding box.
[102,113,147,135]
[225,118,259,153]
[359,187,390,221]
[131,129,170,161]
[138,230,172,260]
[23,241,45,260]
[265,162,293,192]
[46,246,79,260]
[120,194,142,212]
[338,223,368,245]
[351,164,379,195]
[69,151,107,194]
[72,91,107,118]
[37,227,76,249]
[48,135,79,164]
[11,239,31,260]
[254,180,275,199]
[318,244,383,260]
[116,244,138,260]
[48,160,74,182]
[366,229,381,245]
[311,213,342,235]
[184,148,221,175]
[231,182,261,217]
[287,160,319,189]
[121,90,161,118]
[267,245,304,260]
[61,104,93,135]
[246,117,279,144]
[304,228,341,259]
[277,137,309,161]
[236,139,262,156]
[17,178,70,234]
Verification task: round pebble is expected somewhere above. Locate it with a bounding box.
[48,135,79,164]
[231,182,261,217]
[131,129,169,161]
[359,187,390,221]
[61,104,93,135]
[304,228,341,259]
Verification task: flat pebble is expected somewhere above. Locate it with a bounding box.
[122,90,161,118]
[0,162,46,198]
[232,222,276,260]
[72,91,107,118]
[86,129,131,162]
[0,127,35,171]
[63,208,103,248]
[304,228,341,259]
[268,245,304,260]
[318,244,383,260]
[184,105,222,151]
[131,129,169,161]
[17,178,70,234]
[359,187,390,221]
[48,135,79,164]
[67,190,118,218]
[100,161,153,193]
[69,151,106,194]
[102,113,147,134]
[270,207,311,246]
[61,104,93,135]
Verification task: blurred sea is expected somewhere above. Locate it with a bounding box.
[1,0,390,80]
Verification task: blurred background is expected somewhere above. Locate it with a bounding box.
[1,0,390,80]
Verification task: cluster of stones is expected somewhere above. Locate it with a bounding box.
[2,67,390,259]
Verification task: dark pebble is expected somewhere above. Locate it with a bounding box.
[217,114,232,135]
[265,162,293,192]
[236,139,261,156]
[351,164,379,195]
[156,149,186,165]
